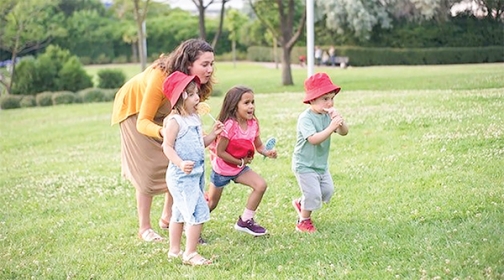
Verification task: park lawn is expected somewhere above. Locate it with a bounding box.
[1,63,503,279]
[84,62,504,94]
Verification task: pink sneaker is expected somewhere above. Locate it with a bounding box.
[296,218,316,233]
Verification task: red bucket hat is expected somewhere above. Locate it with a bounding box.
[163,71,200,109]
[303,72,341,104]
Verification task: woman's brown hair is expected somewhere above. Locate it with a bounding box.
[154,38,214,101]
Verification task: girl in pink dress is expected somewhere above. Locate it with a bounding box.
[206,86,277,236]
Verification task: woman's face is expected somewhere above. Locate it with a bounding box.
[188,51,214,85]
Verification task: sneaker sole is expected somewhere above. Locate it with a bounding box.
[234,224,268,236]
[295,226,316,233]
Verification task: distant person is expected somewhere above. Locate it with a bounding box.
[322,50,329,66]
[162,71,223,265]
[328,45,336,67]
[111,39,215,242]
[299,55,306,67]
[206,86,278,237]
[314,46,322,66]
[291,72,349,233]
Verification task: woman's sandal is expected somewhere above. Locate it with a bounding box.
[167,251,183,259]
[159,218,169,230]
[182,252,212,266]
[139,228,164,242]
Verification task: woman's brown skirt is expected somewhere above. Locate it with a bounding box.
[119,114,168,196]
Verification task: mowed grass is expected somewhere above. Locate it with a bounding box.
[1,63,503,279]
[85,62,504,93]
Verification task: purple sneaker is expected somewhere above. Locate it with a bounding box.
[234,216,268,236]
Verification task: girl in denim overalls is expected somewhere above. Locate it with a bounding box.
[161,71,223,266]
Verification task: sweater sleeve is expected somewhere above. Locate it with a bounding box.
[137,70,166,139]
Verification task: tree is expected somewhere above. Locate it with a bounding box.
[133,0,150,70]
[0,0,65,94]
[225,9,248,67]
[471,0,504,19]
[314,0,392,41]
[190,0,231,48]
[248,0,306,85]
[314,0,471,42]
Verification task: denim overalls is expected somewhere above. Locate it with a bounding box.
[166,114,210,225]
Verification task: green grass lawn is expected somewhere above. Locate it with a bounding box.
[1,63,503,279]
[85,62,504,93]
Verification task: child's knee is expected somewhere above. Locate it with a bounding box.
[207,197,220,212]
[254,181,267,193]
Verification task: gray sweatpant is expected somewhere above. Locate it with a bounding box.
[294,170,334,211]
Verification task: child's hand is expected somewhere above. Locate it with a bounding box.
[212,121,224,135]
[323,107,339,119]
[179,160,195,174]
[263,149,277,159]
[244,156,254,165]
[329,115,344,131]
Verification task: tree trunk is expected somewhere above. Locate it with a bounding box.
[131,42,138,63]
[198,4,207,40]
[232,39,236,68]
[7,51,18,94]
[137,20,147,70]
[211,0,227,48]
[281,45,293,85]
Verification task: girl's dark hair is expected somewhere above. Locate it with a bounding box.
[217,86,254,123]
[154,38,214,101]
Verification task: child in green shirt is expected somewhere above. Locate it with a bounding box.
[291,72,349,233]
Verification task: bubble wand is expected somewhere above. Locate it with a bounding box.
[263,137,276,159]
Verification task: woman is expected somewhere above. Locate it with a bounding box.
[111,39,215,242]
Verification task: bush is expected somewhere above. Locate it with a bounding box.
[111,55,128,64]
[78,88,105,103]
[58,57,94,92]
[211,88,223,97]
[102,88,118,102]
[0,95,22,109]
[10,56,39,95]
[20,95,36,108]
[52,91,76,105]
[12,45,93,95]
[97,69,126,89]
[79,56,92,65]
[36,92,54,107]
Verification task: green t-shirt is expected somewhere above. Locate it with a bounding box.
[292,108,331,174]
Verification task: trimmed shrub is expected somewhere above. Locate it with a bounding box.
[58,57,94,92]
[97,69,126,89]
[0,95,22,109]
[20,95,36,108]
[73,94,83,104]
[112,55,128,64]
[52,91,76,105]
[211,88,223,97]
[78,88,105,103]
[102,88,118,102]
[36,92,54,107]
